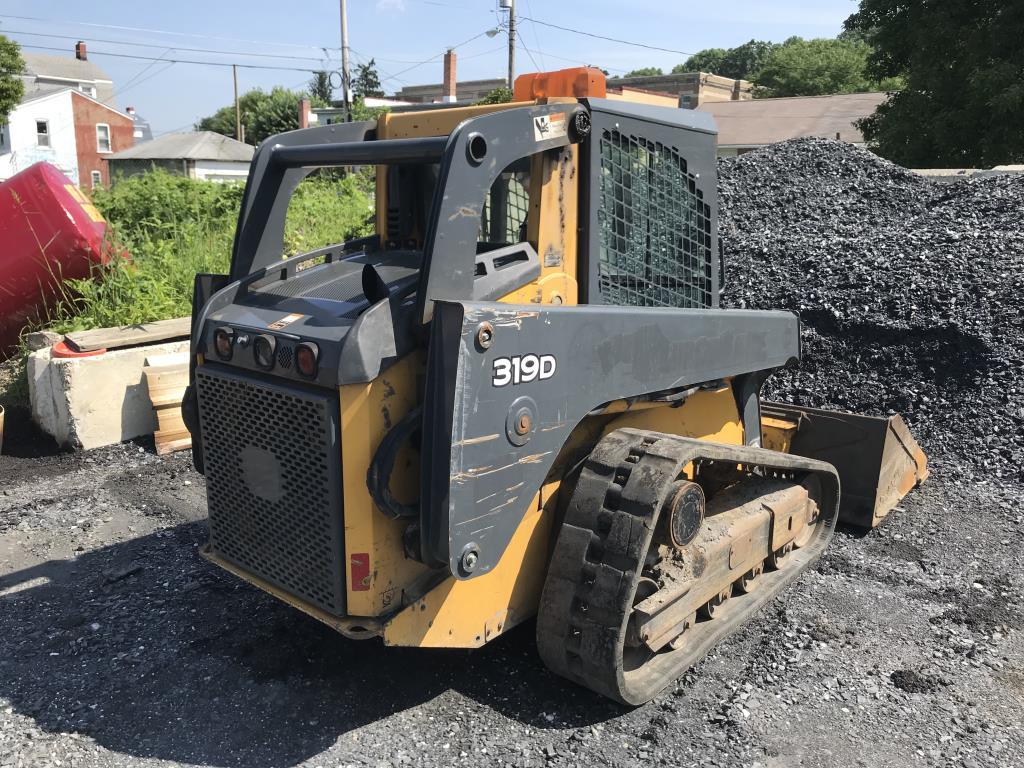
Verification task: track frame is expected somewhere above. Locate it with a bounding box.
[536,428,840,705]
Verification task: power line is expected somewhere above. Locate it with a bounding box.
[18,44,333,74]
[373,29,500,84]
[5,28,334,63]
[115,47,174,94]
[114,61,176,100]
[518,15,695,57]
[522,0,547,70]
[515,30,541,73]
[0,13,338,54]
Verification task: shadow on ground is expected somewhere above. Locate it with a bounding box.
[0,521,623,767]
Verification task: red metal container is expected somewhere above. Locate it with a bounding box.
[0,162,109,357]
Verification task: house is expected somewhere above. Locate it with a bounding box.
[697,92,888,156]
[21,43,115,105]
[0,84,134,188]
[607,72,753,108]
[106,131,254,183]
[126,107,153,143]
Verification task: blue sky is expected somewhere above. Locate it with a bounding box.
[2,0,858,134]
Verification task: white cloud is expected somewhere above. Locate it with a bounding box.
[376,0,407,11]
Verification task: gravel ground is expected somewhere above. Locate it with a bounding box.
[1,430,1021,768]
[2,139,1023,767]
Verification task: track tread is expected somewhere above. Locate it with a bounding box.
[536,428,840,705]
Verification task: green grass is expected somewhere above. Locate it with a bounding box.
[44,168,375,334]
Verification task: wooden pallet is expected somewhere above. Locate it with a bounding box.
[142,352,191,455]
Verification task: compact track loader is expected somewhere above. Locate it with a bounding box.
[182,68,927,704]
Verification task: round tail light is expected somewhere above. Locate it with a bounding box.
[214,327,234,360]
[253,334,276,370]
[296,342,319,378]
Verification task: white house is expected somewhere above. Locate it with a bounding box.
[0,85,78,182]
[21,44,115,105]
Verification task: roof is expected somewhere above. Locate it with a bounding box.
[22,52,112,83]
[106,131,255,162]
[397,78,506,97]
[19,81,70,104]
[696,92,888,147]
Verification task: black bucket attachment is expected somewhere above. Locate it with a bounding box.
[760,402,928,529]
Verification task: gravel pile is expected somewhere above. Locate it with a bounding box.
[719,138,1024,479]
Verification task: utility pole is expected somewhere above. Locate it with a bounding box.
[340,0,351,120]
[232,64,241,141]
[506,0,516,90]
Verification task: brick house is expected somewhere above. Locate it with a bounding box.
[71,91,133,187]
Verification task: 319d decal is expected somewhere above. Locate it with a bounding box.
[492,354,557,387]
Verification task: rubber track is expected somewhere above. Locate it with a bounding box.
[536,428,840,705]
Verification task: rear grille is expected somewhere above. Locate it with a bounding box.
[196,365,345,615]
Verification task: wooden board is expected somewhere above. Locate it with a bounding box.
[66,316,191,353]
[142,361,191,455]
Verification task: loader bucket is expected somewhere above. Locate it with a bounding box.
[760,402,928,529]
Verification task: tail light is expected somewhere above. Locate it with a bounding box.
[296,341,319,378]
[253,334,276,370]
[214,327,234,360]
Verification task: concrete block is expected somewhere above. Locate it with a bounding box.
[28,340,190,450]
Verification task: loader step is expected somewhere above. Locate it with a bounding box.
[536,429,840,705]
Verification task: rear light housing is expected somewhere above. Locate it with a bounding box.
[253,334,276,370]
[296,341,319,378]
[214,327,234,360]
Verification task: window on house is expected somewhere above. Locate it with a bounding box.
[0,124,7,149]
[90,170,102,189]
[36,120,50,147]
[79,84,97,98]
[96,124,111,153]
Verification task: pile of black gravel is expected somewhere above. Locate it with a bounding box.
[718,137,1024,479]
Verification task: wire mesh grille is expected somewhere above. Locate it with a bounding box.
[196,367,344,614]
[479,172,530,244]
[597,129,713,307]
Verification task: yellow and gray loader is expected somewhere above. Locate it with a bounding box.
[181,68,928,704]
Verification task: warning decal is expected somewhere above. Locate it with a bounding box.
[533,112,568,142]
[267,313,305,330]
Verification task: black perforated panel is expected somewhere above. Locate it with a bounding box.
[597,129,713,308]
[195,365,345,614]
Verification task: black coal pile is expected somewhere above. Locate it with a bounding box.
[718,137,1024,479]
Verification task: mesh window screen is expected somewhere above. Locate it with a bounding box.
[479,171,530,244]
[598,130,713,307]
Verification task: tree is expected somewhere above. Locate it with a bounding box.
[675,48,727,75]
[622,67,663,78]
[197,87,322,145]
[846,0,1024,167]
[308,71,332,103]
[477,87,513,105]
[0,35,25,123]
[754,36,900,98]
[353,59,384,99]
[719,40,776,80]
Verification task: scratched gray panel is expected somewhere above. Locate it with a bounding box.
[425,300,800,579]
[416,102,587,324]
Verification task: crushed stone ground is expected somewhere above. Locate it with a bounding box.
[1,139,1023,767]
